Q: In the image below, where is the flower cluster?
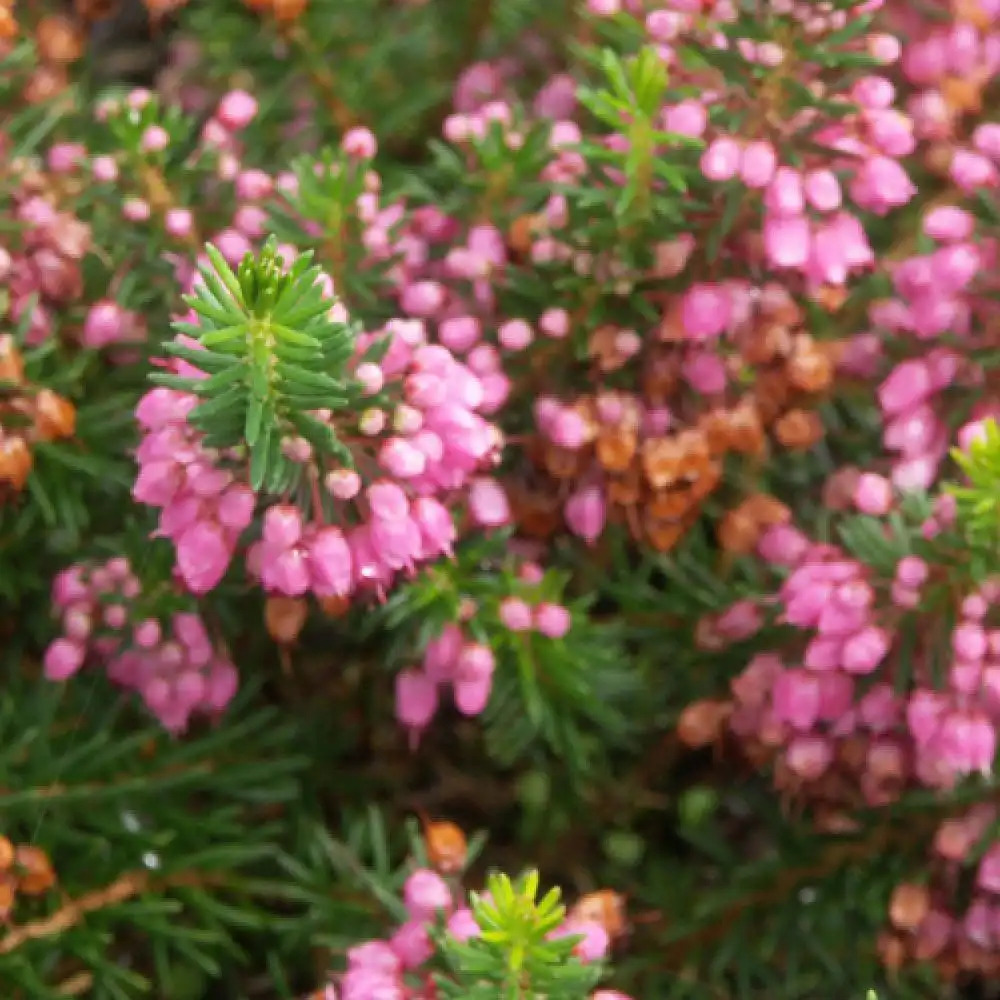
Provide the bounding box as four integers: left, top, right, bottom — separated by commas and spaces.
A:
133, 310, 504, 603
394, 571, 576, 745
2, 175, 90, 346
44, 557, 238, 732
325, 866, 620, 1000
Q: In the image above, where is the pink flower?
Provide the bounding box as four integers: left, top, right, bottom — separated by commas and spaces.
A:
395, 669, 438, 734
739, 141, 777, 188
176, 522, 231, 594
763, 215, 810, 268
853, 473, 893, 515
565, 487, 606, 544
454, 676, 493, 715
680, 284, 731, 340
468, 478, 511, 527
878, 360, 932, 416
403, 869, 452, 920
342, 126, 377, 159
499, 597, 533, 631
446, 908, 481, 942
772, 669, 820, 731
840, 626, 891, 674
44, 638, 86, 680
216, 89, 258, 131
308, 528, 353, 597
700, 137, 741, 181
535, 602, 571, 638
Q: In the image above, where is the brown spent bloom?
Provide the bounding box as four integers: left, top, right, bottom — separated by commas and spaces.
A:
0, 336, 24, 384
889, 883, 930, 932
266, 596, 309, 644
423, 819, 467, 875
35, 16, 84, 65
271, 0, 309, 20
0, 836, 14, 872
570, 890, 627, 941
0, 435, 32, 492
677, 700, 731, 748
23, 66, 68, 104
14, 844, 57, 895
0, 5, 16, 42
786, 338, 834, 393
33, 389, 77, 441
773, 408, 823, 449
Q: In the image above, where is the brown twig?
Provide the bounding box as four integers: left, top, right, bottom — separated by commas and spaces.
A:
0, 868, 226, 955
0, 870, 149, 954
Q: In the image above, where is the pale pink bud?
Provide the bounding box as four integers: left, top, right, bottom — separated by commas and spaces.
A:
217, 90, 258, 131
395, 669, 438, 733
468, 478, 511, 527
854, 473, 892, 515
700, 137, 741, 181
342, 126, 377, 159
565, 486, 606, 544
403, 869, 452, 920
535, 602, 571, 638
739, 141, 777, 188
44, 638, 86, 680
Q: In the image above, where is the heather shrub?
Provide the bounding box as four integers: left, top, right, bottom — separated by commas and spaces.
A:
4, 0, 1000, 997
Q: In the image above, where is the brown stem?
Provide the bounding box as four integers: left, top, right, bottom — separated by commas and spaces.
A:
0, 869, 227, 955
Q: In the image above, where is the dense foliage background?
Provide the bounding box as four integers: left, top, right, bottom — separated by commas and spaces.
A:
5, 0, 1000, 997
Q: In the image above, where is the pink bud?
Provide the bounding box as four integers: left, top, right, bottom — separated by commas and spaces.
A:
395, 669, 438, 733
44, 638, 86, 680
263, 505, 303, 549
700, 137, 741, 182
468, 478, 511, 527
141, 126, 169, 153
217, 90, 258, 131
403, 868, 452, 920
342, 126, 377, 159
539, 308, 570, 339
176, 522, 231, 594
841, 626, 891, 674
535, 602, 571, 638
454, 675, 493, 715
565, 486, 606, 544
498, 319, 534, 351
853, 473, 893, 515
446, 908, 481, 942
739, 141, 777, 188
499, 597, 533, 631
680, 283, 731, 340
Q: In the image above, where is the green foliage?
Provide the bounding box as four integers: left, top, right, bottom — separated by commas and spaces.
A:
436, 870, 603, 1000
155, 239, 365, 491
949, 417, 1000, 548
